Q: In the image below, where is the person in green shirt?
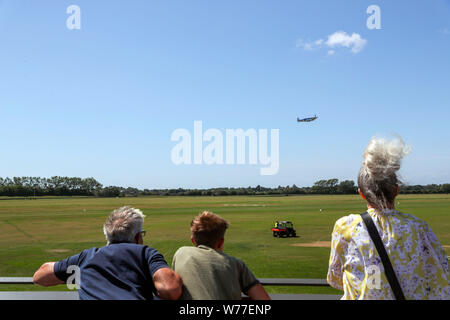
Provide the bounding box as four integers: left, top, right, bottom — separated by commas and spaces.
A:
172, 211, 270, 300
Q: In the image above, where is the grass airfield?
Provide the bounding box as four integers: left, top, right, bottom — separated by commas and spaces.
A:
0, 194, 449, 295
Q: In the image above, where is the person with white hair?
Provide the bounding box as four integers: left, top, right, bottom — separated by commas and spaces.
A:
327, 136, 450, 300
33, 206, 182, 300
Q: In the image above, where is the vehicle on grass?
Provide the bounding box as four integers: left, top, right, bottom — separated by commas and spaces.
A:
272, 221, 296, 237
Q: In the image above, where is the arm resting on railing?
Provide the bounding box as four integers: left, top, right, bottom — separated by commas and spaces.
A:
153, 267, 183, 300
33, 262, 64, 287
246, 283, 271, 300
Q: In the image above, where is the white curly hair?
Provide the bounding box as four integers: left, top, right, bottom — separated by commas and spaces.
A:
103, 206, 146, 244
358, 135, 411, 213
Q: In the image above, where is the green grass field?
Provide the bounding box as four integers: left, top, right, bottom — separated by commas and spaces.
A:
1, 194, 449, 295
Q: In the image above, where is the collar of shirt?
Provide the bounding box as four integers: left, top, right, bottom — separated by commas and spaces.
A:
367, 207, 398, 216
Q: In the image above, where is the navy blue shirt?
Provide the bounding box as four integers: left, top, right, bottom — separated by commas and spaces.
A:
54, 243, 169, 300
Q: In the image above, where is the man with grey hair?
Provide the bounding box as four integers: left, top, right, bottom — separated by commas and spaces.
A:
33, 206, 182, 300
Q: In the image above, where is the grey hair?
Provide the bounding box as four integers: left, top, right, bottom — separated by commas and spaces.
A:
358, 136, 411, 214
103, 206, 146, 244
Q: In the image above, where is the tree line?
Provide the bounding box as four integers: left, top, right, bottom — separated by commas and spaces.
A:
0, 176, 449, 197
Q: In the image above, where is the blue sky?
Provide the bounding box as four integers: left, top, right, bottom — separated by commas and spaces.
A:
0, 0, 449, 189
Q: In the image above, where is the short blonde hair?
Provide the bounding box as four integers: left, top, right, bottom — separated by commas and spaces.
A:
190, 211, 229, 248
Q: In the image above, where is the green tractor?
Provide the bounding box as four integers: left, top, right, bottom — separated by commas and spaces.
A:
272, 221, 296, 238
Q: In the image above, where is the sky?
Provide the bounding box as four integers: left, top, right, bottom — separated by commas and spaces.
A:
0, 0, 449, 189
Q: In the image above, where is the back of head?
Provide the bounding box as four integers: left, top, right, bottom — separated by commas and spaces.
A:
103, 206, 145, 244
190, 211, 229, 248
358, 136, 411, 213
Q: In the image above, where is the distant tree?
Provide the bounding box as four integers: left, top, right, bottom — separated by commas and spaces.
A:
312, 179, 339, 194
82, 177, 103, 195
97, 186, 122, 197
122, 187, 139, 197
441, 184, 450, 194
0, 176, 449, 197
327, 179, 339, 194
337, 180, 357, 194
312, 180, 328, 194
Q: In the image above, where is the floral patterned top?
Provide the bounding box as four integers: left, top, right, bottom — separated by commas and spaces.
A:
327, 208, 450, 300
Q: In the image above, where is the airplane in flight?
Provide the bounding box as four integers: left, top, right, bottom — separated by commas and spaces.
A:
297, 115, 318, 122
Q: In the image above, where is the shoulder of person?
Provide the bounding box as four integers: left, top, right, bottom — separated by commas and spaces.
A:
139, 244, 167, 260
173, 246, 196, 256
396, 211, 424, 223
79, 246, 100, 259
105, 243, 161, 259
220, 251, 247, 268
395, 211, 432, 230
105, 242, 144, 252
83, 246, 100, 253
333, 214, 362, 234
